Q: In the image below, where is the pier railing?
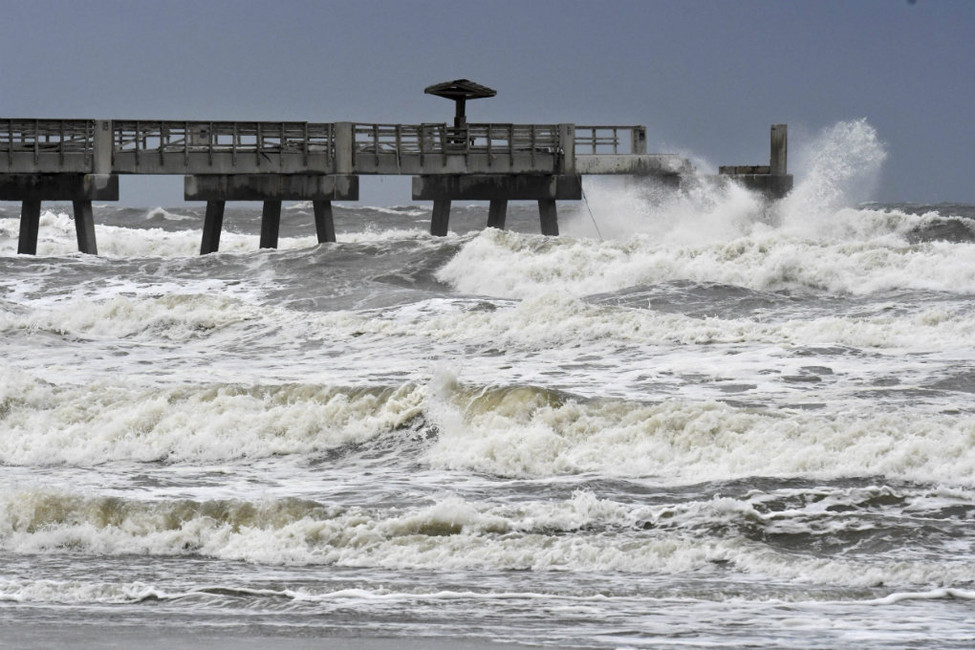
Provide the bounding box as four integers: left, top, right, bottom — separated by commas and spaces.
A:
1, 119, 660, 176
574, 126, 647, 155
352, 123, 562, 173
2, 119, 96, 172
110, 121, 336, 174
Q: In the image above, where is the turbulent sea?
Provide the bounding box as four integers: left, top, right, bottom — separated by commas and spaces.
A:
1, 122, 974, 648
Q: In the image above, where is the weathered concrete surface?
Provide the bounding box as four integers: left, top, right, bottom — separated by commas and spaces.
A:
538, 199, 559, 236
431, 200, 452, 237
0, 174, 119, 200
259, 200, 282, 249
487, 200, 507, 229
719, 165, 771, 175
313, 200, 336, 243
200, 201, 226, 255
770, 124, 788, 176
412, 174, 582, 200
184, 174, 358, 201
16, 200, 41, 255
718, 124, 793, 200
72, 200, 97, 254
575, 154, 689, 176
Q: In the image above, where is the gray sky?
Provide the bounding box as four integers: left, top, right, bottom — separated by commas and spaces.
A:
2, 0, 972, 207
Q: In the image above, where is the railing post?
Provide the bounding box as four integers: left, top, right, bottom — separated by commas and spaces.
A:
93, 120, 112, 173
334, 122, 353, 174
631, 126, 647, 154
770, 124, 788, 175
559, 124, 576, 174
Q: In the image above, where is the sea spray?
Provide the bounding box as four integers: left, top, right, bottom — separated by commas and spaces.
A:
562, 119, 888, 245
778, 118, 888, 226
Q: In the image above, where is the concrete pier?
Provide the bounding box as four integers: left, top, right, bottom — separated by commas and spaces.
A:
718, 124, 794, 199
1, 87, 790, 254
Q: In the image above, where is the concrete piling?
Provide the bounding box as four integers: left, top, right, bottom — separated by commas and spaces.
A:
259, 200, 282, 249
17, 200, 41, 255
200, 201, 226, 255
487, 200, 507, 229
313, 200, 336, 243
538, 200, 559, 236
431, 200, 452, 236
72, 200, 97, 255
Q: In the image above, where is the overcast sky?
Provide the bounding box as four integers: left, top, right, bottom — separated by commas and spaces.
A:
2, 0, 972, 206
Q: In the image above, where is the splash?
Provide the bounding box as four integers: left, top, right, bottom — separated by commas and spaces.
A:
777, 118, 888, 228
564, 119, 889, 244
564, 174, 768, 244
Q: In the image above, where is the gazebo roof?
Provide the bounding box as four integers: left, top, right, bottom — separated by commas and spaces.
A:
424, 79, 497, 100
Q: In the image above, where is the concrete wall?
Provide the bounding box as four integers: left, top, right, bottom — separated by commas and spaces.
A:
184, 174, 359, 201
0, 174, 119, 200
412, 174, 582, 200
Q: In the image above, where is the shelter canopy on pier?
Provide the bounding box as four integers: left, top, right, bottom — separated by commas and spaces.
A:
424, 79, 496, 100
424, 79, 496, 128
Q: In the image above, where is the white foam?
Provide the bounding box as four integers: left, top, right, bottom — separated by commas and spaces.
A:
0, 371, 425, 465
145, 206, 195, 222
438, 213, 975, 299
422, 379, 975, 485
353, 293, 975, 354
2, 488, 973, 589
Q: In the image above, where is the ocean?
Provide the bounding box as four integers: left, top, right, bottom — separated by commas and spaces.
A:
1, 121, 974, 648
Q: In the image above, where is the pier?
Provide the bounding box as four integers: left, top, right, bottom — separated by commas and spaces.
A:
1, 80, 792, 255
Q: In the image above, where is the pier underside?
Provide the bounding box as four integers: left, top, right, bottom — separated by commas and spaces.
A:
0, 174, 119, 255
183, 175, 360, 254
412, 174, 582, 236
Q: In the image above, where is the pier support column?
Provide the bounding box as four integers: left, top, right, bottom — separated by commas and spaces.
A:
431, 199, 451, 237
3, 174, 118, 255
413, 175, 580, 237
313, 200, 336, 243
487, 200, 507, 230
538, 200, 559, 237
259, 200, 282, 249
200, 200, 225, 255
186, 175, 358, 251
72, 200, 97, 255
17, 200, 41, 255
